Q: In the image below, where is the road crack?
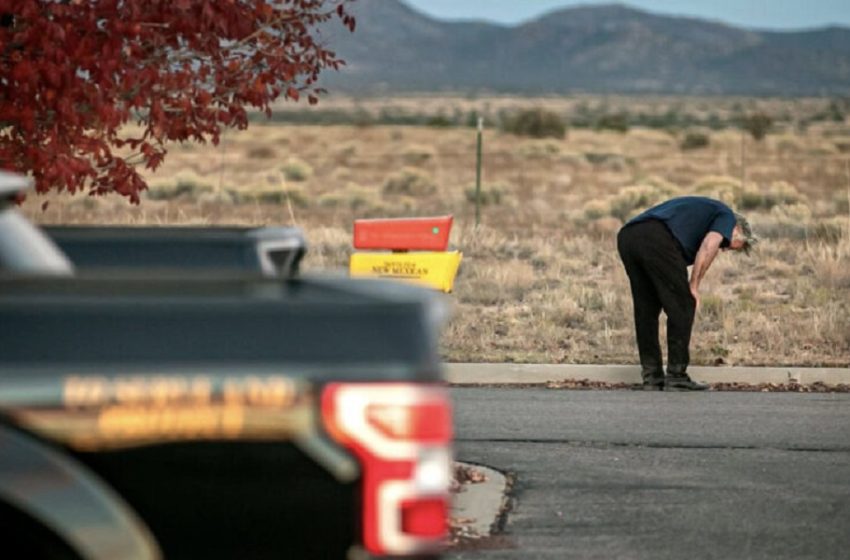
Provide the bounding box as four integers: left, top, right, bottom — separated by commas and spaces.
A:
455, 438, 850, 453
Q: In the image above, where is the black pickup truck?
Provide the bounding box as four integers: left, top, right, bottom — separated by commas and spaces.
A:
0, 173, 453, 560
44, 225, 307, 278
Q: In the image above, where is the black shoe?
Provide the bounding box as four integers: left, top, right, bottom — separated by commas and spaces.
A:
631, 375, 665, 391
664, 374, 709, 391
631, 381, 664, 391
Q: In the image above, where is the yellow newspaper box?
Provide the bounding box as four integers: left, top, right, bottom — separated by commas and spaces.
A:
349, 250, 462, 293
349, 216, 462, 293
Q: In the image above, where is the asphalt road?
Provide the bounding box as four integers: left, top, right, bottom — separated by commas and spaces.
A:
447, 388, 850, 560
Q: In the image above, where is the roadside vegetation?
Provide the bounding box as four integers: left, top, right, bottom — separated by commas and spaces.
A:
25, 95, 850, 367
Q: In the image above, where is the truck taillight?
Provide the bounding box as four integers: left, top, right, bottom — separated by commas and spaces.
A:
366, 402, 452, 442
321, 383, 453, 556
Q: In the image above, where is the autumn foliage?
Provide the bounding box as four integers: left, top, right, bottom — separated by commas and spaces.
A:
0, 0, 355, 203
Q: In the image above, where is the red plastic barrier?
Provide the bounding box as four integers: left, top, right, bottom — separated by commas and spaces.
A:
353, 216, 453, 251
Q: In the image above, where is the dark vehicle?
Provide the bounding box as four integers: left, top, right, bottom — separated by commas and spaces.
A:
0, 174, 73, 276
45, 226, 306, 277
0, 173, 453, 559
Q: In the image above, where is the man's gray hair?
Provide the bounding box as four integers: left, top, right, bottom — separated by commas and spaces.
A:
734, 213, 758, 255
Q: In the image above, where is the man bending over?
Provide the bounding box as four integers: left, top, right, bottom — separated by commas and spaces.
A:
617, 196, 757, 391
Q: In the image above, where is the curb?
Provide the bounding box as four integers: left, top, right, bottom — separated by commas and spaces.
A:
451, 462, 508, 539
445, 363, 850, 386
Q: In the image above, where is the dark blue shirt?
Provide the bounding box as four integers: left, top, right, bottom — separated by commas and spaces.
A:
626, 197, 736, 265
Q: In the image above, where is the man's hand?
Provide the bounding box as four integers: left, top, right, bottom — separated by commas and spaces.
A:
690, 284, 701, 311
689, 231, 723, 313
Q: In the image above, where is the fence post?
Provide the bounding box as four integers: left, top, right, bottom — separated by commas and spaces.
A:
740, 128, 746, 191
475, 116, 483, 228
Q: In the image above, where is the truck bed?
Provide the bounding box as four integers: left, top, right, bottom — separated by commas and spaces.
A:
44, 225, 307, 277
0, 274, 444, 378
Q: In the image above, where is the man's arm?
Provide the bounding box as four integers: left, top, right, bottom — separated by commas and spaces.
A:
689, 231, 724, 309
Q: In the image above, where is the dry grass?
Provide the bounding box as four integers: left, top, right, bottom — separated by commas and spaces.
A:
24, 96, 850, 367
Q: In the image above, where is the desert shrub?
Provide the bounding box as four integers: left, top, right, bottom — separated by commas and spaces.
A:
577, 287, 606, 312
558, 152, 587, 166
700, 294, 726, 326
347, 184, 383, 210
197, 189, 237, 205
281, 157, 313, 181
771, 202, 812, 223
382, 168, 437, 197
741, 112, 773, 141
629, 128, 677, 147
583, 152, 608, 165
736, 187, 765, 210
608, 185, 666, 222
737, 181, 804, 211
401, 144, 437, 166
318, 183, 381, 211
316, 192, 345, 208
833, 190, 850, 214
587, 216, 623, 236
146, 171, 214, 200
619, 109, 682, 130
583, 199, 609, 220
245, 145, 277, 159
809, 219, 846, 244
693, 177, 801, 211
603, 178, 680, 221
584, 152, 630, 170
351, 108, 375, 128
554, 297, 585, 328
807, 143, 840, 156
595, 113, 629, 133
640, 175, 681, 197
517, 140, 561, 159
231, 185, 309, 207
501, 108, 566, 139
281, 160, 312, 182
464, 183, 506, 206
426, 114, 453, 128
332, 142, 358, 163
756, 202, 813, 239
774, 136, 803, 153
691, 175, 742, 206
262, 189, 309, 207
827, 100, 846, 122
680, 131, 710, 150
834, 140, 850, 153
763, 181, 804, 208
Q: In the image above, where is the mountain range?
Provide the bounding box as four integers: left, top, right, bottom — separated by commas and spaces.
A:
318, 0, 850, 95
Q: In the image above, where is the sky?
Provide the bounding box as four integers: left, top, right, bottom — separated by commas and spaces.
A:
402, 0, 850, 31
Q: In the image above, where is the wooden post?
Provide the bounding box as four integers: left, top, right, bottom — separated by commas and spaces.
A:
475, 116, 483, 228
740, 128, 746, 191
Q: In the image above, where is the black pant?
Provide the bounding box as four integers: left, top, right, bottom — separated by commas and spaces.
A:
617, 220, 695, 378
